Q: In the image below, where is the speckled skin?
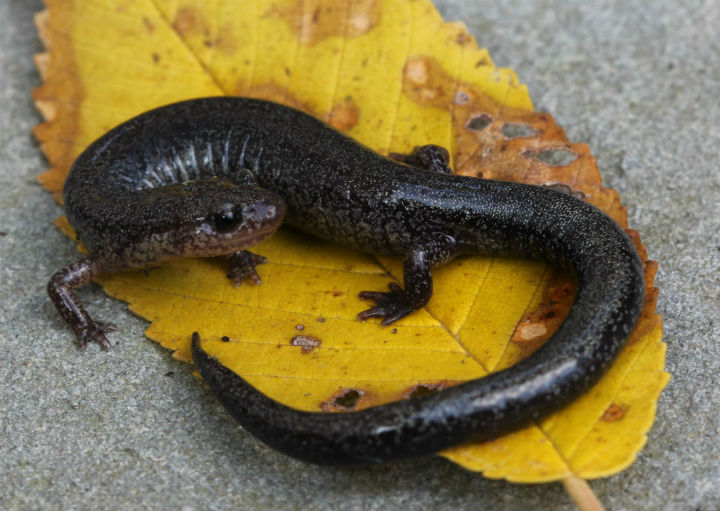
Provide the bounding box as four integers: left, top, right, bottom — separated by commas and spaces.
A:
53, 97, 645, 464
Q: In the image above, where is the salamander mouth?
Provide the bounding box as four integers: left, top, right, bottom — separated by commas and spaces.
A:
234, 223, 280, 249
163, 219, 286, 263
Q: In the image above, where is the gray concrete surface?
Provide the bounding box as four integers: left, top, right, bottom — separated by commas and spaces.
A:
1, 0, 718, 509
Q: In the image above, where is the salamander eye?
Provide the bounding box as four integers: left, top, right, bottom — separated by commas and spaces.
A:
211, 203, 242, 232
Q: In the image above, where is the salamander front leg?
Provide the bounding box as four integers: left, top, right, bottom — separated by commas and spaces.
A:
227, 250, 268, 286
47, 257, 116, 350
358, 232, 459, 325
389, 144, 452, 174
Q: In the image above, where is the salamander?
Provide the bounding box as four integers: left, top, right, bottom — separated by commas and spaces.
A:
50, 97, 645, 465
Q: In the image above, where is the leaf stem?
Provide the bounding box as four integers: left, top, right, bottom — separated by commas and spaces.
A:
562, 476, 605, 511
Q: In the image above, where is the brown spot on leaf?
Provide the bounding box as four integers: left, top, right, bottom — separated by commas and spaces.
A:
291, 334, 322, 353
455, 32, 472, 46
348, 6, 379, 37
403, 58, 446, 103
510, 270, 577, 360
237, 82, 315, 114
513, 321, 548, 342
142, 17, 155, 33
268, 0, 380, 46
453, 90, 470, 105
601, 403, 628, 422
213, 24, 239, 55
172, 6, 208, 38
321, 387, 367, 411
328, 97, 359, 131
405, 58, 429, 85
549, 282, 575, 303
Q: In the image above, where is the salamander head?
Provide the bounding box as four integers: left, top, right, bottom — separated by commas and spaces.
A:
183, 182, 286, 259
108, 180, 286, 268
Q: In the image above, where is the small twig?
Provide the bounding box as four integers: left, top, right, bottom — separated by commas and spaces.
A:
562, 476, 605, 511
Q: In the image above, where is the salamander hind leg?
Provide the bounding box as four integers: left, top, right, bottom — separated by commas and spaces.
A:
389, 144, 452, 174
357, 232, 459, 325
47, 257, 116, 350
358, 282, 413, 325
227, 250, 268, 286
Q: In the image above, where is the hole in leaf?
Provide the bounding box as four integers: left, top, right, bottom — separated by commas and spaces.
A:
500, 123, 539, 139
523, 149, 577, 167
406, 383, 445, 399
333, 389, 363, 409
465, 114, 492, 132
541, 182, 586, 199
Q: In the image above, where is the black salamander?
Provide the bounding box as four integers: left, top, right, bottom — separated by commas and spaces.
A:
50, 97, 645, 465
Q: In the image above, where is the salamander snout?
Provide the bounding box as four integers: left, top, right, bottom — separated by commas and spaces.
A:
243, 198, 285, 226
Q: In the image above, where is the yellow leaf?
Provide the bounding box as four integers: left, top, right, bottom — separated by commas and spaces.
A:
35, 0, 668, 483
